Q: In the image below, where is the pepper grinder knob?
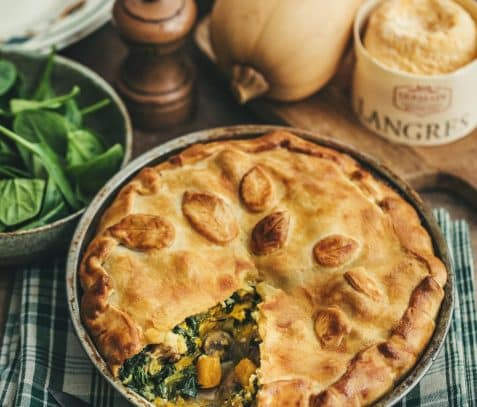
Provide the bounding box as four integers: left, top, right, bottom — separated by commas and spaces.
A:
113, 0, 197, 130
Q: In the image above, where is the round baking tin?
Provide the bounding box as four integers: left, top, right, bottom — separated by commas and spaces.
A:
66, 125, 454, 406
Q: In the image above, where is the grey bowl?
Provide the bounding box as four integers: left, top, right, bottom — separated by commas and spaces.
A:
0, 50, 132, 267
66, 125, 453, 407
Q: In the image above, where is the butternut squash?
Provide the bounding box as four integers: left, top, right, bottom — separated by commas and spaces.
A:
234, 358, 257, 387
196, 354, 222, 388
210, 0, 363, 103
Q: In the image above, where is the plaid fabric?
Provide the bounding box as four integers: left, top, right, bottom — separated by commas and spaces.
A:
0, 208, 476, 406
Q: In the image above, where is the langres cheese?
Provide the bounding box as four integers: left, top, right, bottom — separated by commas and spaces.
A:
364, 0, 477, 75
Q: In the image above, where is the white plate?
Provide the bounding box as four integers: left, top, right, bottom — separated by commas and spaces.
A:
0, 0, 113, 53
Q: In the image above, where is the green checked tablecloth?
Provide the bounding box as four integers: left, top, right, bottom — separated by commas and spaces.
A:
1, 209, 477, 406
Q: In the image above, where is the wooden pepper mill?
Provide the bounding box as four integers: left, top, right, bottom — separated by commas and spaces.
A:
113, 0, 197, 130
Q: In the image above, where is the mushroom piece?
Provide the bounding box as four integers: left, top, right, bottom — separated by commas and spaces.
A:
202, 330, 234, 360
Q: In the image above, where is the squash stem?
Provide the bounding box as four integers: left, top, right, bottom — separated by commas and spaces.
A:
230, 65, 269, 104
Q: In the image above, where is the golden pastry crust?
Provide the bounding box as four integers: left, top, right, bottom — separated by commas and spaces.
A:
79, 131, 447, 404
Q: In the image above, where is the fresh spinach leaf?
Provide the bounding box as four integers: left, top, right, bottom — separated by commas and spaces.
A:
13, 128, 47, 177
0, 124, 80, 209
0, 165, 31, 178
0, 60, 17, 96
64, 98, 82, 128
33, 50, 55, 100
80, 98, 110, 116
18, 178, 68, 230
68, 143, 123, 196
0, 139, 17, 165
38, 50, 81, 129
23, 155, 47, 179
66, 129, 104, 166
74, 183, 90, 206
14, 110, 68, 176
0, 178, 45, 226
17, 200, 66, 231
42, 177, 66, 212
14, 110, 69, 156
64, 98, 111, 129
37, 177, 66, 218
10, 86, 79, 114
0, 107, 11, 118
15, 71, 30, 99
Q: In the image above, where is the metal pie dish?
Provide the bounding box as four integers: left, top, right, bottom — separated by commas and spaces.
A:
66, 125, 454, 407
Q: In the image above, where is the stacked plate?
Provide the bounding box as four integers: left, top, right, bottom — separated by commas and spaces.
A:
0, 0, 113, 53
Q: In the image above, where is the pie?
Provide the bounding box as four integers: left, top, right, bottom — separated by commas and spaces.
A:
79, 131, 447, 406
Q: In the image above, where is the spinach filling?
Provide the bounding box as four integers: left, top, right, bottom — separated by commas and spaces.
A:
119, 287, 261, 406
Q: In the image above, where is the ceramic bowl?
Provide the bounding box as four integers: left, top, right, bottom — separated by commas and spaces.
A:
66, 125, 453, 407
352, 0, 477, 145
0, 50, 132, 267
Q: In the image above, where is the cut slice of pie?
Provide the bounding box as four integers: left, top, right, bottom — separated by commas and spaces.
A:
79, 131, 447, 406
118, 287, 261, 406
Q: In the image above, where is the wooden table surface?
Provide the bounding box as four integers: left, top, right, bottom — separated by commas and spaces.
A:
1, 22, 476, 345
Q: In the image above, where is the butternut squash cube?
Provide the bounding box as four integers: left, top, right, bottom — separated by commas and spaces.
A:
196, 354, 222, 388
234, 358, 257, 387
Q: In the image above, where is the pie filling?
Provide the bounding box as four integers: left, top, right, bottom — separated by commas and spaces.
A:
119, 287, 261, 406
